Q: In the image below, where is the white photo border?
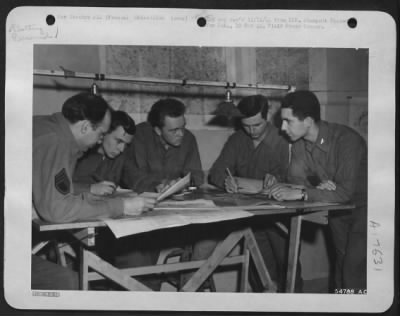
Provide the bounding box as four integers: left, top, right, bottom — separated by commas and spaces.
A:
4, 7, 396, 312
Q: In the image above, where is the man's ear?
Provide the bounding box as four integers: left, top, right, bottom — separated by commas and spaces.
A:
80, 120, 91, 134
304, 116, 314, 128
154, 126, 162, 136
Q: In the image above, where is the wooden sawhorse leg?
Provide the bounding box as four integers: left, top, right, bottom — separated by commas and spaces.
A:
77, 227, 277, 292
181, 227, 277, 293
75, 227, 151, 291
79, 248, 152, 291
285, 214, 302, 293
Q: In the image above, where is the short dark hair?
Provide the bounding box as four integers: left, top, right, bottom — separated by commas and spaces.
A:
281, 90, 321, 122
237, 95, 269, 119
109, 110, 136, 135
147, 98, 186, 128
62, 92, 111, 125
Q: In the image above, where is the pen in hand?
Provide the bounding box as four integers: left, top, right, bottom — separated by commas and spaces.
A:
225, 168, 239, 193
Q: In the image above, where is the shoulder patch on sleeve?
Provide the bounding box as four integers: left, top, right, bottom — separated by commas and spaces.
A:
55, 168, 70, 195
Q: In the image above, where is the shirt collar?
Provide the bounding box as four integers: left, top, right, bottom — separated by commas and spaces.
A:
238, 122, 275, 148
152, 128, 170, 151
312, 120, 330, 153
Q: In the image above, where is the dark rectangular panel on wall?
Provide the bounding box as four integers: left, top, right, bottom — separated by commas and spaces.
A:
256, 47, 309, 91
104, 46, 228, 116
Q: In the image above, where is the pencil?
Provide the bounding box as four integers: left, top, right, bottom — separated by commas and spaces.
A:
225, 167, 234, 181
226, 167, 240, 192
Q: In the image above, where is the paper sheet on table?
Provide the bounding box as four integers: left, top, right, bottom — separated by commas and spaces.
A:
235, 177, 263, 194
103, 199, 252, 238
155, 199, 219, 210
157, 173, 191, 202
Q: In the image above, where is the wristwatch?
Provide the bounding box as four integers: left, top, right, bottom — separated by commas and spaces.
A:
300, 188, 307, 201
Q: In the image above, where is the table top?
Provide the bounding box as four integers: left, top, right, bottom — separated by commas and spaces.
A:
33, 188, 354, 232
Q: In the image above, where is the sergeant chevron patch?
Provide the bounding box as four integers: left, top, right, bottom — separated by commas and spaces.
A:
55, 168, 70, 195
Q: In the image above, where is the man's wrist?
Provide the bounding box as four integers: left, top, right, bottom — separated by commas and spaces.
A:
299, 188, 308, 201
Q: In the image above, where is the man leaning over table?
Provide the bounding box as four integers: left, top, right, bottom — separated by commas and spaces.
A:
72, 108, 161, 289
32, 92, 156, 290
73, 110, 136, 195
113, 98, 204, 290
268, 90, 367, 292
208, 94, 288, 193
194, 94, 301, 292
124, 98, 203, 193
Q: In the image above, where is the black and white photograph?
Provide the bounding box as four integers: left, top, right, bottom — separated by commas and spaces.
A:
4, 7, 396, 313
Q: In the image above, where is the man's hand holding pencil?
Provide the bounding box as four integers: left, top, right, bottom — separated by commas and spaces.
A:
225, 168, 239, 193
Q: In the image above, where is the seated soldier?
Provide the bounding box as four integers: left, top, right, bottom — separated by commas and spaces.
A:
191, 95, 301, 292
124, 98, 203, 192
209, 94, 288, 191
115, 98, 204, 290
73, 110, 136, 195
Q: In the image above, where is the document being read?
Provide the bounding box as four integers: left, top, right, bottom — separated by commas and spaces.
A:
103, 199, 253, 238
157, 172, 191, 201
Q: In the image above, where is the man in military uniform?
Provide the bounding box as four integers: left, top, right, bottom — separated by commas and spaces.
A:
73, 110, 136, 195
33, 92, 155, 223
124, 98, 203, 192
194, 95, 296, 292
32, 92, 155, 290
270, 90, 367, 292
